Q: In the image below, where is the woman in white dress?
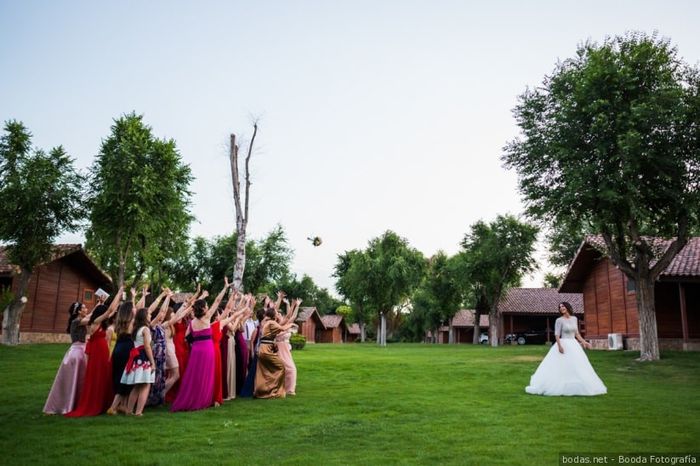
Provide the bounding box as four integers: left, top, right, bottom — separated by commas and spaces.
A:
525, 302, 607, 396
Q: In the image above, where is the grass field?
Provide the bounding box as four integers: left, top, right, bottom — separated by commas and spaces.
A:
0, 343, 698, 465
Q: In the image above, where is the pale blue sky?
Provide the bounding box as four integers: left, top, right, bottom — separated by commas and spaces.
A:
1, 1, 699, 293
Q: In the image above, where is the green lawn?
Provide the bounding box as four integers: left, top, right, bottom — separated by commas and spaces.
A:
0, 343, 698, 465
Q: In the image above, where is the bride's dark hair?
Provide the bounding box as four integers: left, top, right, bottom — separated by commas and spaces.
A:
559, 301, 573, 315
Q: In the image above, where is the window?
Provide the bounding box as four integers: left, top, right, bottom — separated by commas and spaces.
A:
626, 279, 636, 293
83, 289, 95, 303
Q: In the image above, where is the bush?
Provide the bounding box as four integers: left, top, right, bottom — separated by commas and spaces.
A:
290, 333, 306, 350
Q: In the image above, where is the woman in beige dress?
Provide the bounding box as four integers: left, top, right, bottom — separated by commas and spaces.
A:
253, 306, 296, 399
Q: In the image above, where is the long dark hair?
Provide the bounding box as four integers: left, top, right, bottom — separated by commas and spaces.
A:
132, 308, 149, 339
559, 301, 573, 316
66, 302, 82, 333
193, 299, 207, 319
89, 304, 109, 330
115, 302, 134, 336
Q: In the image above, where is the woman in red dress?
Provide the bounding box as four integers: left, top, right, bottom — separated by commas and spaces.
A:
207, 279, 233, 406
66, 288, 123, 417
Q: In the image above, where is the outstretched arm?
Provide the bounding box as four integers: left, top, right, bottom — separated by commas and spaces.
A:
210, 277, 231, 317
93, 286, 125, 327
151, 289, 172, 327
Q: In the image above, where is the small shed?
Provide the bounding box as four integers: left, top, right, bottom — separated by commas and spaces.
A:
0, 244, 112, 343
499, 288, 584, 344
560, 236, 700, 351
295, 306, 325, 343
347, 323, 361, 342
318, 314, 348, 343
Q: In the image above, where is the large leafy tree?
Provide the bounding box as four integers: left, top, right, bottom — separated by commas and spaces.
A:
164, 225, 293, 294
333, 249, 373, 342
86, 113, 193, 288
460, 215, 538, 347
0, 121, 84, 345
503, 33, 700, 360
414, 251, 464, 343
335, 231, 425, 347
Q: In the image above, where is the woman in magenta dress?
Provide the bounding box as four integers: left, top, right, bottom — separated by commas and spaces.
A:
171, 298, 217, 412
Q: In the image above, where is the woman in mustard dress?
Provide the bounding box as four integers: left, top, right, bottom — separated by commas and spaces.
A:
253, 306, 297, 399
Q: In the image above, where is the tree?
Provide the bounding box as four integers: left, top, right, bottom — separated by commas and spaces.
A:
164, 225, 293, 294
86, 113, 193, 288
543, 272, 563, 289
0, 121, 84, 345
503, 32, 700, 360
335, 231, 425, 347
413, 252, 464, 343
333, 249, 372, 342
460, 215, 538, 347
229, 123, 258, 292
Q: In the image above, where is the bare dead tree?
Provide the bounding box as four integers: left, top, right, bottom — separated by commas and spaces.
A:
229, 122, 258, 292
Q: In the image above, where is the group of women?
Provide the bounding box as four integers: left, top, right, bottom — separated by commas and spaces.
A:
43, 279, 302, 416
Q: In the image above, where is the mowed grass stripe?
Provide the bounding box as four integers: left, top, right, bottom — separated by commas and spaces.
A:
0, 343, 698, 465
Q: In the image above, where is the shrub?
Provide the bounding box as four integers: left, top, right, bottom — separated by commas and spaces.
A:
290, 333, 306, 350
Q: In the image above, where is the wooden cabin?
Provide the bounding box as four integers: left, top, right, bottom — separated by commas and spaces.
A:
318, 314, 348, 343
0, 244, 112, 343
347, 323, 361, 342
560, 236, 700, 351
499, 288, 583, 344
426, 310, 489, 343
295, 307, 325, 343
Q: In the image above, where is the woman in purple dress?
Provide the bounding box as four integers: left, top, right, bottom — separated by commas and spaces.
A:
171, 296, 216, 412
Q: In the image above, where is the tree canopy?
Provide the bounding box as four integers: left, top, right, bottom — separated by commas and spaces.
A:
460, 215, 538, 346
86, 112, 193, 288
0, 121, 84, 344
503, 32, 700, 360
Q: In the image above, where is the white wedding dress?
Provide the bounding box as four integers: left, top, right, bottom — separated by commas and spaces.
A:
525, 316, 607, 396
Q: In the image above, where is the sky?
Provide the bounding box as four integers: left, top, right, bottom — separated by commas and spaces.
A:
1, 0, 699, 294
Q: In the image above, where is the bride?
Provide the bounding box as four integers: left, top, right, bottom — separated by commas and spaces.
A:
525, 302, 607, 396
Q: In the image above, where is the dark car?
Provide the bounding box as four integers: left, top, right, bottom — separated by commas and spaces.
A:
504, 330, 549, 345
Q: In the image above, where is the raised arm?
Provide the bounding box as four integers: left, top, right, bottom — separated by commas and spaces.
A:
93, 286, 124, 327
210, 277, 231, 316
151, 290, 172, 327
273, 290, 285, 311
135, 284, 150, 309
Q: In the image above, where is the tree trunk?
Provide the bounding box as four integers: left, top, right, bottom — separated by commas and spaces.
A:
380, 312, 387, 347
118, 257, 125, 290
636, 275, 660, 361
232, 218, 247, 292
489, 307, 501, 348
1, 270, 31, 345
473, 309, 481, 344
448, 319, 454, 344
360, 322, 365, 343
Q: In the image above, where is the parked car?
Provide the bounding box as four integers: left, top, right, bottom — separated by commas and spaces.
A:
479, 332, 489, 344
505, 330, 548, 345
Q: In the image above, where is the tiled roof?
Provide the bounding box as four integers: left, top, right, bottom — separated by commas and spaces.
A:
170, 292, 193, 304
347, 323, 361, 334
1, 244, 83, 275
451, 309, 490, 327
585, 235, 700, 277
499, 288, 583, 315
320, 314, 344, 329
296, 307, 317, 322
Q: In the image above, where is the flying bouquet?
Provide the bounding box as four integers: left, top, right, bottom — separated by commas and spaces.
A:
307, 236, 322, 247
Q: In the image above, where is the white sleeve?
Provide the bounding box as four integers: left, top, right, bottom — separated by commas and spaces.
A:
555, 318, 562, 338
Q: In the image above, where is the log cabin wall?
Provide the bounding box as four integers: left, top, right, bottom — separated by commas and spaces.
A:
16, 258, 99, 334
299, 320, 316, 343
582, 257, 699, 340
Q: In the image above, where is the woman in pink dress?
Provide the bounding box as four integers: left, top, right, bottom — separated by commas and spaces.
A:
171, 295, 217, 412
276, 297, 302, 395
43, 302, 91, 414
